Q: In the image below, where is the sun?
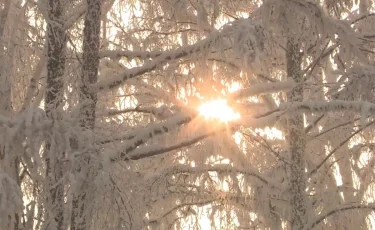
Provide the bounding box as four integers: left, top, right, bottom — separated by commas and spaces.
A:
198, 99, 240, 122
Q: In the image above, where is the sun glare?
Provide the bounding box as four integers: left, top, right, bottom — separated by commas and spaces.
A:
198, 99, 240, 122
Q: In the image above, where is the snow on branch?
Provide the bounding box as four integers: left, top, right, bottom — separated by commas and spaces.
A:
147, 199, 217, 227
229, 79, 295, 100
64, 2, 86, 29
105, 112, 197, 160
98, 108, 197, 144
99, 49, 164, 60
114, 111, 282, 161
125, 128, 225, 161
280, 100, 375, 116
237, 111, 283, 128
304, 203, 375, 230
96, 107, 152, 117
283, 0, 362, 56
279, 100, 375, 129
92, 18, 254, 91
122, 112, 193, 150
146, 164, 276, 189
174, 164, 273, 186
97, 105, 175, 121
309, 120, 374, 176
92, 37, 217, 91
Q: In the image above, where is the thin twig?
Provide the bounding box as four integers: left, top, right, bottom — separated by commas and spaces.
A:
310, 120, 375, 176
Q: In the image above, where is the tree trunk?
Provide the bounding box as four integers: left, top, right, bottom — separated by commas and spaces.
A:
79, 0, 101, 130
0, 0, 12, 114
45, 0, 67, 229
0, 1, 22, 229
71, 0, 101, 229
286, 38, 307, 230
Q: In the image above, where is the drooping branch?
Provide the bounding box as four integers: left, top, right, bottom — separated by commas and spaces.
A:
162, 164, 274, 186
305, 203, 375, 230
123, 127, 227, 161
147, 199, 217, 226
309, 120, 375, 176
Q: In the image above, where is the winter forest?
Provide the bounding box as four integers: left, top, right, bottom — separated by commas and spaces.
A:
2, 0, 375, 229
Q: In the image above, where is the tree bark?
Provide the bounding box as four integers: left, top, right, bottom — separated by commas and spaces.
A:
79, 0, 101, 130
286, 38, 307, 230
71, 0, 101, 229
0, 1, 22, 229
45, 0, 67, 229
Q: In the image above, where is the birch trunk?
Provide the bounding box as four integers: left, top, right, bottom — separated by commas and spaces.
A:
71, 0, 101, 229
286, 38, 307, 230
45, 0, 67, 229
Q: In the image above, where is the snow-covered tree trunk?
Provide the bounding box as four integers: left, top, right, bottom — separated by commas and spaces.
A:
0, 1, 22, 229
71, 0, 101, 229
0, 0, 12, 115
79, 0, 101, 130
286, 38, 307, 230
45, 0, 67, 229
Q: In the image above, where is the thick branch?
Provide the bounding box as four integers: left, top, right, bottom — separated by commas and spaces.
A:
123, 128, 226, 161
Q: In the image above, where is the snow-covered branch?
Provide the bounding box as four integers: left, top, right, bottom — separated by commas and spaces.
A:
125, 128, 225, 161
92, 18, 255, 91
104, 112, 196, 159
65, 2, 86, 29
161, 164, 273, 186
98, 109, 197, 144
96, 105, 175, 120
147, 199, 217, 227
237, 111, 283, 128
142, 164, 278, 208
92, 36, 217, 91
229, 79, 296, 100
112, 108, 280, 161
99, 49, 164, 60
280, 100, 375, 114
309, 120, 375, 176
305, 203, 375, 230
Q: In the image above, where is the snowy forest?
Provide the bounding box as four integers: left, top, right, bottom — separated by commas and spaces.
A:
1, 0, 375, 229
